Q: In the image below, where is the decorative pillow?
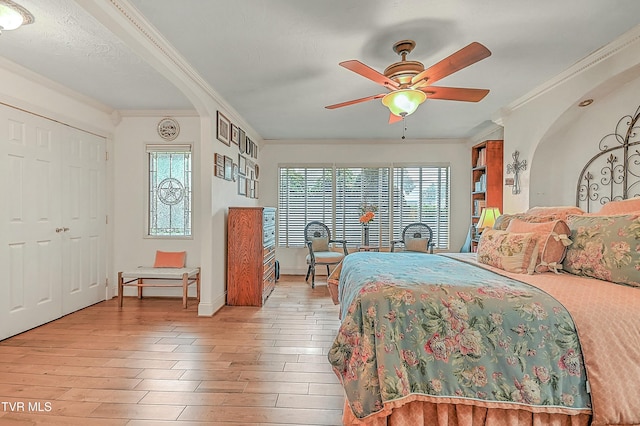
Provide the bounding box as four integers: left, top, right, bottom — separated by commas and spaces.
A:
311, 237, 329, 252
526, 206, 585, 221
493, 213, 556, 231
563, 214, 640, 287
405, 237, 429, 253
596, 197, 640, 215
476, 229, 539, 274
506, 219, 572, 273
153, 250, 186, 268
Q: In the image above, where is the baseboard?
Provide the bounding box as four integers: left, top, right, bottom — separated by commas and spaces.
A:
197, 292, 225, 317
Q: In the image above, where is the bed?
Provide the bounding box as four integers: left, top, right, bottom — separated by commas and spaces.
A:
327, 105, 640, 426
328, 251, 640, 425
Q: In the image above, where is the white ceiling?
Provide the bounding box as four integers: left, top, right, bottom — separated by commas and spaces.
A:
1, 0, 640, 140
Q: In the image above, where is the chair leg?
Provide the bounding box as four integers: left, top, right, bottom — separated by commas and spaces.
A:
118, 272, 124, 308
326, 265, 330, 275
305, 265, 311, 282
182, 272, 189, 309
311, 266, 315, 289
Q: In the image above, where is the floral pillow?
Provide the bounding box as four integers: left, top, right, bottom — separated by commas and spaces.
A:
506, 219, 572, 273
493, 213, 557, 231
525, 206, 585, 221
477, 229, 539, 274
563, 214, 640, 287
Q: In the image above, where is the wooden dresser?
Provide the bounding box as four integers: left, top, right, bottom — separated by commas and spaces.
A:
227, 207, 277, 306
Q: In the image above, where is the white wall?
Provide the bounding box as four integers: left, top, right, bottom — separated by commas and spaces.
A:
259, 138, 470, 275
529, 76, 640, 210
112, 114, 261, 313
112, 115, 201, 297
499, 27, 640, 213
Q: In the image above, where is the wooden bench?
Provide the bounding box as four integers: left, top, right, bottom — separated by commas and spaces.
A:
118, 267, 201, 308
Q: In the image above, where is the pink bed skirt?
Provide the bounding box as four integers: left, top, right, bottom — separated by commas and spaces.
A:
342, 400, 591, 426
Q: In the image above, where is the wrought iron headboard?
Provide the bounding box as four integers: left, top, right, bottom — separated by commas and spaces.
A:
576, 104, 640, 212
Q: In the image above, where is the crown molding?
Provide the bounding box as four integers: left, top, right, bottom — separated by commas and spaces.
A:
79, 0, 261, 141
118, 109, 199, 118
0, 56, 114, 114
502, 23, 640, 114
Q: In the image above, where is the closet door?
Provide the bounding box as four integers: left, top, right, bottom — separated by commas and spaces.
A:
0, 108, 63, 340
61, 129, 106, 314
0, 105, 107, 340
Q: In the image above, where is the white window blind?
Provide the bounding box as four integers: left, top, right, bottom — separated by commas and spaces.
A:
335, 167, 390, 247
393, 166, 450, 249
278, 167, 333, 247
277, 164, 449, 249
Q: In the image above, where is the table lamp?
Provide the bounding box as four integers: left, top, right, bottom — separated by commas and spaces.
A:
477, 207, 501, 233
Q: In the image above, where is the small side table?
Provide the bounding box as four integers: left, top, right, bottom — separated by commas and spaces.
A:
358, 245, 380, 252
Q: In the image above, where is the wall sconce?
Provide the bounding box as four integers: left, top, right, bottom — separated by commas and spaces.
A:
506, 150, 527, 195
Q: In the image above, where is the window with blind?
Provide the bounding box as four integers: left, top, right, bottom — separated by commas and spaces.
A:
278, 167, 333, 247
335, 167, 390, 247
392, 166, 450, 248
278, 164, 450, 250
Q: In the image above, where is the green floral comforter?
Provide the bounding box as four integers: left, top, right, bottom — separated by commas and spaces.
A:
328, 252, 590, 420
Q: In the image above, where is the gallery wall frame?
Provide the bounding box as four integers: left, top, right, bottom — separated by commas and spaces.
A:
224, 155, 233, 181
216, 111, 231, 145
231, 124, 239, 145
214, 153, 224, 179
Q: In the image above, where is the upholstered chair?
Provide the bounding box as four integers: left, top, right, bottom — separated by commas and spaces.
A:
304, 221, 348, 288
390, 222, 434, 254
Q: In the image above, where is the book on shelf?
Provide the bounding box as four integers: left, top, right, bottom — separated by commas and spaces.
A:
474, 174, 487, 192
476, 148, 486, 167
474, 199, 486, 217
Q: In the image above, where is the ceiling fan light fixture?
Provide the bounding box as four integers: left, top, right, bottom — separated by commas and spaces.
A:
0, 0, 34, 33
382, 89, 427, 117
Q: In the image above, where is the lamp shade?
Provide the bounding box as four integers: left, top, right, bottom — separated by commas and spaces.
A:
0, 1, 34, 32
477, 207, 501, 231
382, 89, 427, 117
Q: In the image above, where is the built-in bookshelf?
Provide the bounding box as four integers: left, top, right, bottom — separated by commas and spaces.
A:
471, 140, 504, 251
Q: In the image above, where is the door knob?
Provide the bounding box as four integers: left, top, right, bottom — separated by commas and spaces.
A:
55, 228, 63, 233
63, 227, 70, 232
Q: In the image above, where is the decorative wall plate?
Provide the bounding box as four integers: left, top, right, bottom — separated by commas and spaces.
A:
157, 117, 180, 141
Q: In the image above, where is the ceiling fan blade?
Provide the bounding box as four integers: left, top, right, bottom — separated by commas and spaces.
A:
421, 86, 490, 102
340, 60, 399, 90
325, 93, 386, 109
411, 42, 491, 86
388, 113, 403, 124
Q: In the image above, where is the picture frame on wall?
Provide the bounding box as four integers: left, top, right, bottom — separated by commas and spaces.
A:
238, 176, 247, 196
238, 154, 246, 175
217, 111, 231, 145
238, 128, 246, 153
231, 124, 239, 145
246, 137, 253, 157
224, 155, 233, 181
214, 153, 224, 179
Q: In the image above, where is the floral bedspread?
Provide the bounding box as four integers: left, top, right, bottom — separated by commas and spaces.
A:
328, 252, 591, 420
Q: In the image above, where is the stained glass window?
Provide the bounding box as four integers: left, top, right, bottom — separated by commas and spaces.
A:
147, 144, 192, 237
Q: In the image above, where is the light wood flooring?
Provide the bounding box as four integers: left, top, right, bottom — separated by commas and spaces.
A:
0, 275, 345, 425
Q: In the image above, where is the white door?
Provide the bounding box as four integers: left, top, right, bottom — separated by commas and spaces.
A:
61, 129, 106, 314
0, 109, 63, 339
0, 105, 106, 340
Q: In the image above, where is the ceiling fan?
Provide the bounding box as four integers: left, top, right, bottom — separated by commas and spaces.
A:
325, 40, 491, 124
